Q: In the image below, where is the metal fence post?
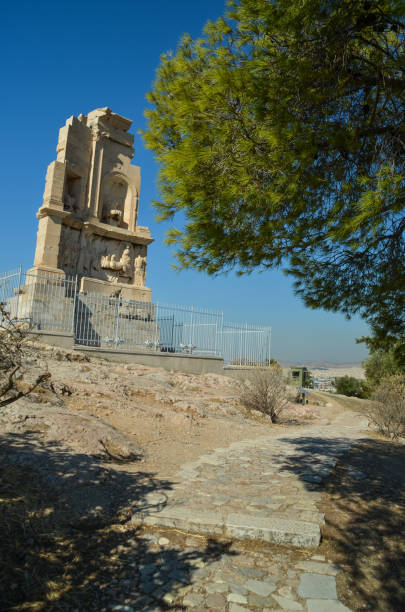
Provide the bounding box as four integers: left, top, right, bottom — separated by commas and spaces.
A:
220, 311, 224, 358
15, 264, 23, 319
71, 275, 78, 339
114, 295, 120, 349
155, 301, 159, 346
190, 304, 194, 346
268, 327, 272, 364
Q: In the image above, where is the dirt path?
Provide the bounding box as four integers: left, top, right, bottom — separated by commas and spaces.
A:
1, 344, 404, 611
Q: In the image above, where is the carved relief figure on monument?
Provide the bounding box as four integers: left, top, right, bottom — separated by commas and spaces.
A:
100, 242, 134, 284
134, 247, 147, 287
120, 244, 133, 279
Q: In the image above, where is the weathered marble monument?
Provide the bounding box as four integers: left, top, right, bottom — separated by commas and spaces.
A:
31, 107, 153, 301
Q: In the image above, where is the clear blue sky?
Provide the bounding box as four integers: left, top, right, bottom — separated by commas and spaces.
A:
0, 0, 369, 364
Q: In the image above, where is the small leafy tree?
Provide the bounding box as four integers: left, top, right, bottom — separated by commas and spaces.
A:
368, 373, 405, 439
363, 349, 401, 388
238, 367, 289, 422
334, 375, 370, 399
0, 303, 50, 408
362, 338, 405, 388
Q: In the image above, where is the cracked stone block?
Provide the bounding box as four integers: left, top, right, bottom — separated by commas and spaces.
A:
226, 514, 321, 547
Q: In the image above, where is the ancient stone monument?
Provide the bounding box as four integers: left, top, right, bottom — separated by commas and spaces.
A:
31, 107, 153, 301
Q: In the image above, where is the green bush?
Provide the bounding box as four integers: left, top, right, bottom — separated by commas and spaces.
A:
334, 375, 370, 399
368, 374, 405, 439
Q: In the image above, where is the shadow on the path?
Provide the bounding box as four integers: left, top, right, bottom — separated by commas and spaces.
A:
0, 432, 237, 611
274, 435, 405, 611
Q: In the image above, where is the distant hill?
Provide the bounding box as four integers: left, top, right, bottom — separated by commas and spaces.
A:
280, 361, 363, 369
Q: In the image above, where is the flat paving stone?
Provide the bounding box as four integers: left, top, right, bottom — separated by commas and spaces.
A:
248, 593, 273, 607
227, 592, 249, 604
272, 594, 304, 610
228, 582, 249, 594
297, 573, 337, 599
295, 561, 341, 575
244, 579, 277, 597
182, 593, 204, 607
205, 593, 227, 608
229, 605, 249, 612
205, 582, 228, 593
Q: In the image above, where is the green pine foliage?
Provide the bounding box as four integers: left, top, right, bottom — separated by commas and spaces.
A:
143, 0, 405, 341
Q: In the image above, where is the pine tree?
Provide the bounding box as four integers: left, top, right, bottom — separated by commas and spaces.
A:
143, 0, 405, 345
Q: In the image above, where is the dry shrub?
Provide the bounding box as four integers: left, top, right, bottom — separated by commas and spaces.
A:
238, 366, 289, 423
0, 303, 50, 408
368, 373, 405, 439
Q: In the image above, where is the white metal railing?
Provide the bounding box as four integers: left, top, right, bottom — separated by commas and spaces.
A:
1, 267, 271, 365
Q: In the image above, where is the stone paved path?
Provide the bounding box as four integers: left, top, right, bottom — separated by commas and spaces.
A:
115, 531, 352, 612
127, 410, 369, 611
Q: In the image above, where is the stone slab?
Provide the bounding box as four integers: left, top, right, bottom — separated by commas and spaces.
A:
272, 594, 304, 610
183, 593, 203, 607
227, 593, 248, 604
295, 561, 341, 575
297, 574, 337, 599
132, 508, 321, 547
226, 514, 321, 547
244, 579, 277, 597
132, 507, 225, 537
